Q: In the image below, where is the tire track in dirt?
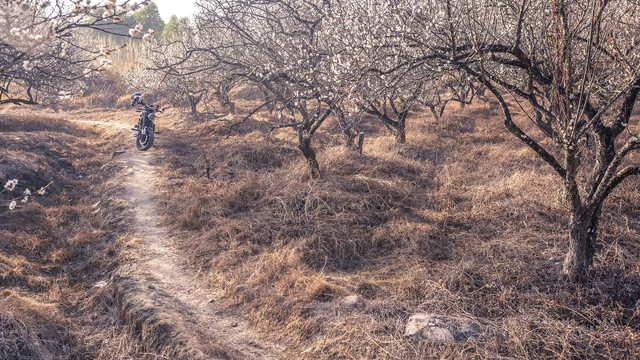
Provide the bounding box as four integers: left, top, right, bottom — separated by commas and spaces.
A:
78, 118, 284, 359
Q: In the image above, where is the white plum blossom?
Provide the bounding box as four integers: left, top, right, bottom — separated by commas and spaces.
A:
4, 179, 18, 192
23, 60, 34, 71
98, 57, 113, 68
3, 181, 51, 209
142, 29, 154, 42
129, 25, 143, 37
100, 44, 110, 56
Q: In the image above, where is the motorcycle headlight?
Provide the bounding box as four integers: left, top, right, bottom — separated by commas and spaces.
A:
149, 113, 156, 120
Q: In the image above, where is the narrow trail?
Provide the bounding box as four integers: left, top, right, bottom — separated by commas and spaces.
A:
78, 118, 284, 359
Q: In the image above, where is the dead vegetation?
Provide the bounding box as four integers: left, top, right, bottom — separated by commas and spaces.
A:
0, 108, 143, 359
1, 93, 639, 359
155, 98, 640, 359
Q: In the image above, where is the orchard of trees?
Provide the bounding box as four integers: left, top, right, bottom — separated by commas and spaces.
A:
4, 0, 640, 282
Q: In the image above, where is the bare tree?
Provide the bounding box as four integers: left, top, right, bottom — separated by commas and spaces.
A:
406, 0, 640, 280
183, 0, 349, 175
321, 1, 428, 144
132, 0, 639, 282
136, 18, 238, 118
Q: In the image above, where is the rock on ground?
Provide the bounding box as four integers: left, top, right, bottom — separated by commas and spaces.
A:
404, 313, 489, 343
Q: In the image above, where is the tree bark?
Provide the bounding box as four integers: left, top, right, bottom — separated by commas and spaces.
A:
561, 146, 601, 281
586, 207, 600, 266
367, 108, 407, 144
563, 209, 598, 282
298, 137, 320, 177
187, 93, 200, 115
335, 107, 360, 150
428, 105, 440, 121
395, 118, 406, 144
395, 127, 406, 143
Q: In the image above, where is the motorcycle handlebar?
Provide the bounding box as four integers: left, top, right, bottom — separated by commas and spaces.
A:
133, 105, 162, 112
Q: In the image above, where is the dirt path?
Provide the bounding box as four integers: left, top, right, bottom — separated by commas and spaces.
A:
78, 118, 284, 359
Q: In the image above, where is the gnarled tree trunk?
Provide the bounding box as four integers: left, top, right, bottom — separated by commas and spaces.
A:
187, 91, 204, 115
335, 107, 364, 153
297, 127, 320, 177
395, 119, 406, 143
361, 103, 408, 144
298, 138, 319, 177
563, 209, 598, 281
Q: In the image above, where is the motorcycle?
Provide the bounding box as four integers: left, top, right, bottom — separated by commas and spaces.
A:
130, 92, 161, 151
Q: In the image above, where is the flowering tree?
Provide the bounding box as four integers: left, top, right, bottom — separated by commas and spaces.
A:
402, 0, 640, 280
133, 0, 638, 281
0, 0, 148, 106
138, 19, 237, 117
321, 1, 456, 143
185, 0, 351, 175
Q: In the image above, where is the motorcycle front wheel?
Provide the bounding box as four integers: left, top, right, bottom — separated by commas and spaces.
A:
136, 128, 154, 151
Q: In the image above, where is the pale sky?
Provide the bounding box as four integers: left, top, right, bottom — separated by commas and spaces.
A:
152, 0, 197, 23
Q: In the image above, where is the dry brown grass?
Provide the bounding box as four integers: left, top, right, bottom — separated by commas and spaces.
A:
155, 99, 640, 359
2, 97, 638, 358
0, 108, 143, 359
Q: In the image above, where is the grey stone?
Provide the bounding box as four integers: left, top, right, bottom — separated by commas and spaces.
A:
341, 295, 361, 307
405, 313, 488, 343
